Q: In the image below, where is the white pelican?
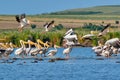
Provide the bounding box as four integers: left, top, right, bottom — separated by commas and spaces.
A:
43, 20, 54, 32
63, 28, 78, 46
15, 13, 30, 32
100, 45, 112, 57
111, 46, 118, 56
94, 47, 103, 56
3, 42, 15, 58
47, 45, 60, 57
25, 40, 37, 56
105, 38, 120, 47
63, 45, 72, 59
14, 40, 27, 57
92, 40, 104, 56
39, 42, 49, 57
98, 23, 111, 36
31, 40, 49, 57
82, 34, 95, 40
37, 39, 49, 48
30, 43, 42, 56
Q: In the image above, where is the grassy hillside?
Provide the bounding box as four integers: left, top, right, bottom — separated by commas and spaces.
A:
48, 5, 120, 15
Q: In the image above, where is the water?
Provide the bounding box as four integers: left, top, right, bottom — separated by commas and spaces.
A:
0, 47, 120, 80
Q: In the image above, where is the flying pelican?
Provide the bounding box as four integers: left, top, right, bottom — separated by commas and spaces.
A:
15, 13, 30, 32
43, 20, 55, 31
63, 28, 78, 46
98, 23, 111, 36
47, 44, 60, 57
63, 45, 72, 59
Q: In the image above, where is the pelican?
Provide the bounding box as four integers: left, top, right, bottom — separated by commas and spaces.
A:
63, 28, 78, 46
82, 31, 95, 40
63, 45, 72, 59
93, 47, 103, 56
0, 43, 9, 49
30, 40, 49, 57
43, 20, 54, 31
47, 45, 60, 57
105, 38, 120, 48
100, 44, 112, 57
14, 40, 27, 57
30, 43, 42, 56
39, 42, 49, 57
3, 42, 15, 58
98, 23, 111, 36
25, 40, 37, 56
92, 40, 104, 56
37, 39, 49, 48
111, 46, 119, 56
30, 39, 43, 56
15, 13, 30, 32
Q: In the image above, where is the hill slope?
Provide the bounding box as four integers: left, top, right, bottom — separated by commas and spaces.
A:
49, 5, 120, 15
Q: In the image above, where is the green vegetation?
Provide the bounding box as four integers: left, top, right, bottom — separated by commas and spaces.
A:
48, 5, 120, 15
0, 25, 120, 47
30, 14, 120, 20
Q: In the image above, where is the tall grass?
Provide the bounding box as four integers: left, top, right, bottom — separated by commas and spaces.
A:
0, 26, 120, 47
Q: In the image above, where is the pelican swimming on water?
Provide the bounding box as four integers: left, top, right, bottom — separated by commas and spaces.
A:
3, 42, 15, 58
0, 42, 16, 58
39, 41, 49, 57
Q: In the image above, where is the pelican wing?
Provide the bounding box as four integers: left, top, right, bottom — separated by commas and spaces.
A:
101, 24, 111, 32
15, 15, 20, 23
47, 20, 54, 28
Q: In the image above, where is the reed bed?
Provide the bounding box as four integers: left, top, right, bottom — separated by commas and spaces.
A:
0, 26, 120, 47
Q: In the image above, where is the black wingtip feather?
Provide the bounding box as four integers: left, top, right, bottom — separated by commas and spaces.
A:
15, 15, 20, 23
101, 23, 111, 32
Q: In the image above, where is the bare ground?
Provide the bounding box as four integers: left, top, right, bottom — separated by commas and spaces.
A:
0, 16, 119, 29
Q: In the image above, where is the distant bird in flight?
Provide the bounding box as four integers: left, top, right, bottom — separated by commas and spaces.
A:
43, 20, 54, 31
15, 13, 30, 32
98, 23, 111, 36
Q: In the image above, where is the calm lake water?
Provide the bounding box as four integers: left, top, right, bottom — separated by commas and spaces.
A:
0, 47, 120, 80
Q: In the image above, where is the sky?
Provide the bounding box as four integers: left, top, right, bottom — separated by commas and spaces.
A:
0, 0, 120, 15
